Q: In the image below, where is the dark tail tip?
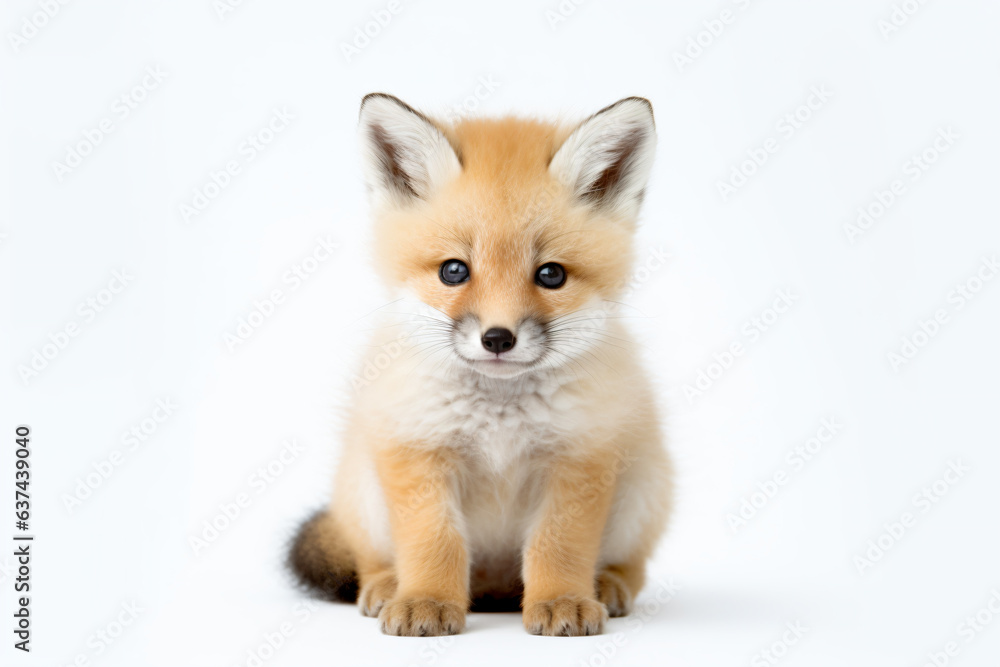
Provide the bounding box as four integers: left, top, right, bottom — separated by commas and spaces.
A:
287, 509, 359, 603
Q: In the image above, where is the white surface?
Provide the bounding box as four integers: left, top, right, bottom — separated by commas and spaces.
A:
1, 1, 999, 665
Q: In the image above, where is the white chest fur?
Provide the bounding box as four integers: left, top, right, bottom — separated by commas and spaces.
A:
381, 366, 582, 561
390, 365, 580, 472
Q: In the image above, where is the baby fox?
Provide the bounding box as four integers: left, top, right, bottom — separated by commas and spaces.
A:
289, 93, 672, 637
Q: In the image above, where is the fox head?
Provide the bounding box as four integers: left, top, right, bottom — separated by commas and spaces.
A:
359, 93, 656, 379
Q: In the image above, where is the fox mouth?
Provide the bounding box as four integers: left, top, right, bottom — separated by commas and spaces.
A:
446, 315, 551, 378
454, 352, 538, 378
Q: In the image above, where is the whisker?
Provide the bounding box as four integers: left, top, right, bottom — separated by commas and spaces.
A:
350, 297, 406, 325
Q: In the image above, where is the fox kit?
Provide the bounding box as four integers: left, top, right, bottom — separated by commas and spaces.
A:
289, 93, 672, 637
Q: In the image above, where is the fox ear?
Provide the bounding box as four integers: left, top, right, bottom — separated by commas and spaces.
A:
358, 93, 461, 207
549, 97, 656, 218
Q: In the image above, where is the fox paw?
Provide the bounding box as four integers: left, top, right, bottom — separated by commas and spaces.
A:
596, 570, 633, 617
359, 572, 397, 617
378, 597, 465, 636
523, 596, 608, 636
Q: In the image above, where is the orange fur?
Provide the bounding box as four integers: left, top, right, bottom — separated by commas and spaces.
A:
374, 117, 635, 328
289, 95, 673, 637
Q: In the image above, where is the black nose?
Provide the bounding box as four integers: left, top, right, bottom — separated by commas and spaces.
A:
481, 327, 516, 353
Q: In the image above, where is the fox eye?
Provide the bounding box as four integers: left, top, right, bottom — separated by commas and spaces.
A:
535, 263, 566, 289
439, 259, 470, 285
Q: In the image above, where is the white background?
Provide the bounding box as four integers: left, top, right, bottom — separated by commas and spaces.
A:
2, 0, 999, 665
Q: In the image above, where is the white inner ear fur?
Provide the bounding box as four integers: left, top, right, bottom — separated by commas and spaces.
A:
358, 94, 461, 207
549, 97, 657, 219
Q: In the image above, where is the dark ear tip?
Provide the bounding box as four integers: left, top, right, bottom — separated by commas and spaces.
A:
359, 92, 398, 119
361, 92, 397, 108
619, 96, 654, 124
619, 96, 652, 108
359, 93, 425, 123
591, 96, 655, 128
